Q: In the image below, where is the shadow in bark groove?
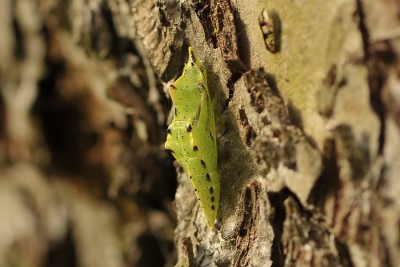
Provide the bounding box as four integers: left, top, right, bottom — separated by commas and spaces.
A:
45, 227, 77, 267
268, 189, 289, 267
308, 137, 340, 210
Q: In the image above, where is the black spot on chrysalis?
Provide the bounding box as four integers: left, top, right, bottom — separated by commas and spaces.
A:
186, 125, 192, 132
167, 129, 171, 134
170, 84, 176, 90
206, 173, 211, 181
193, 146, 198, 151
209, 187, 214, 194
201, 160, 206, 168
211, 196, 215, 202
211, 205, 215, 210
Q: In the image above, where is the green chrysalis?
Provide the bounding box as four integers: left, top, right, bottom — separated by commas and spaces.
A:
165, 47, 220, 229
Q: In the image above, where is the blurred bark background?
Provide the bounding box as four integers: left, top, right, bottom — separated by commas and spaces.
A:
0, 0, 399, 266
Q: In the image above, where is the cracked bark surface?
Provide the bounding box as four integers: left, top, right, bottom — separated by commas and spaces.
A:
0, 0, 399, 266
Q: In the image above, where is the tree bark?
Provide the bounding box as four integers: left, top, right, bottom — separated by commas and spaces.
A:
0, 0, 399, 267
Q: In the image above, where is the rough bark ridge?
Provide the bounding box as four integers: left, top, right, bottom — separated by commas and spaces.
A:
0, 0, 399, 267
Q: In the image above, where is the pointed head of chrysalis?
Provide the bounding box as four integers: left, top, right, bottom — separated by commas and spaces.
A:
169, 47, 207, 120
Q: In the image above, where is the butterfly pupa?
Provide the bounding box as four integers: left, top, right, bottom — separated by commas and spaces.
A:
165, 47, 220, 229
